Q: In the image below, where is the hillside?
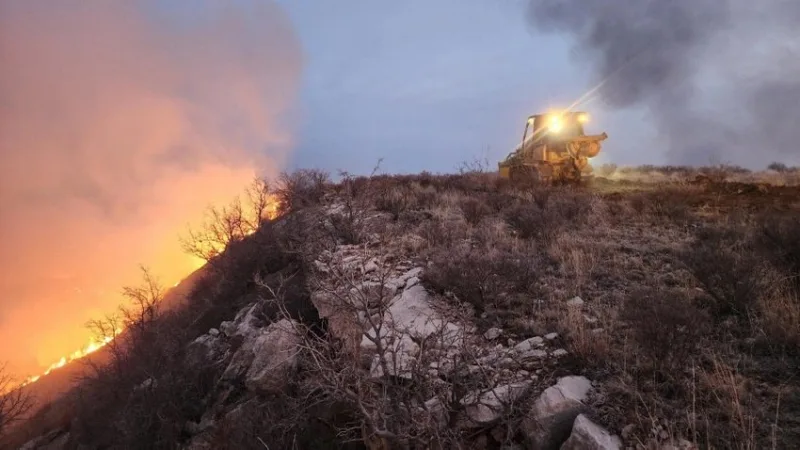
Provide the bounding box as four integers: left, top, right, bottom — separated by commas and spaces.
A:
4, 165, 800, 450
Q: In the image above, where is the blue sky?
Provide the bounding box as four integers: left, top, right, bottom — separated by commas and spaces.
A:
276, 0, 662, 176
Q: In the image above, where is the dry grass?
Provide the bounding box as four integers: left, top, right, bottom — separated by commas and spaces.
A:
367, 169, 800, 449
11, 166, 800, 449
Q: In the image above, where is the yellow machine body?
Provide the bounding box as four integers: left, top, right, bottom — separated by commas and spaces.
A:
498, 111, 607, 184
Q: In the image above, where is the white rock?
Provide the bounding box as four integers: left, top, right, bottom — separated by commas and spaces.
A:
566, 296, 585, 307
405, 276, 420, 289
186, 332, 227, 367
515, 336, 545, 352
363, 258, 379, 274
551, 349, 568, 357
484, 327, 503, 340
224, 303, 263, 339
245, 319, 302, 394
461, 381, 532, 426
522, 375, 593, 450
219, 320, 236, 337
561, 414, 623, 450
519, 349, 548, 360
369, 350, 417, 379
208, 328, 220, 337
544, 332, 559, 340
399, 267, 423, 282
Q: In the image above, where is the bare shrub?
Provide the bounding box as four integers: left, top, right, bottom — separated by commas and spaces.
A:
180, 176, 275, 266
457, 154, 491, 174
409, 183, 440, 211
72, 268, 221, 449
547, 235, 600, 297
757, 213, 800, 287
257, 252, 532, 450
422, 246, 541, 317
556, 306, 611, 367
680, 226, 769, 321
768, 162, 789, 172
458, 196, 492, 226
184, 222, 296, 336
274, 168, 329, 214
416, 217, 469, 250
322, 171, 376, 245
0, 364, 33, 439
619, 288, 710, 371
375, 185, 415, 221
759, 285, 800, 348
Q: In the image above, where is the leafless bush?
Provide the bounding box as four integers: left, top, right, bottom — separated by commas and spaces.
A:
254, 251, 532, 449
619, 288, 710, 371
72, 268, 221, 449
0, 364, 33, 439
768, 162, 790, 173
457, 154, 491, 174
180, 176, 274, 266
757, 213, 800, 287
422, 246, 541, 321
458, 196, 492, 226
680, 226, 769, 321
375, 185, 415, 221
323, 170, 374, 245
274, 168, 330, 214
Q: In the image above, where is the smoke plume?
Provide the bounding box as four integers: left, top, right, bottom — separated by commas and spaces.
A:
526, 0, 800, 167
0, 0, 302, 378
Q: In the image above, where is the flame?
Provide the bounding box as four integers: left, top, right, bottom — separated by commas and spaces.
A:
13, 194, 281, 391
16, 327, 123, 389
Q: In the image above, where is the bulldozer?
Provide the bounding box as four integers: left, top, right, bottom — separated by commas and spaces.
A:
498, 110, 608, 185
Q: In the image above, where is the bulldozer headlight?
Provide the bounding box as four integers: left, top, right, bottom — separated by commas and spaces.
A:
549, 116, 562, 132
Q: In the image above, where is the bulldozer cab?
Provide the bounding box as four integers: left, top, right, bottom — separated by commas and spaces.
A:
525, 111, 588, 145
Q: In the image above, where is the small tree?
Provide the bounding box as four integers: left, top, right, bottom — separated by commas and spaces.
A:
0, 363, 33, 438
180, 176, 276, 266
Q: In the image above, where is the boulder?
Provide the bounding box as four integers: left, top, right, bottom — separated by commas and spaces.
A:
521, 375, 593, 450
566, 296, 585, 307
186, 332, 226, 367
484, 327, 503, 340
561, 414, 622, 450
245, 319, 302, 394
461, 381, 533, 426
514, 336, 544, 352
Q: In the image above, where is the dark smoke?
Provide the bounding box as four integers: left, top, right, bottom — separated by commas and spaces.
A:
527, 0, 800, 167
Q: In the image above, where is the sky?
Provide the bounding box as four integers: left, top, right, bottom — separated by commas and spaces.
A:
277, 0, 661, 175
0, 0, 797, 381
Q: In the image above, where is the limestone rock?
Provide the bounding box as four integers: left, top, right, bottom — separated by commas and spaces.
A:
566, 296, 585, 307
515, 336, 544, 352
462, 381, 533, 426
484, 327, 503, 340
522, 375, 593, 450
561, 414, 622, 450
245, 319, 302, 394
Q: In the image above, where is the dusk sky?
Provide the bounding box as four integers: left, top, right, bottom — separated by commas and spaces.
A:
276, 0, 660, 175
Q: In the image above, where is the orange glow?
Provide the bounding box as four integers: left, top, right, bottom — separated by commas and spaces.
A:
12, 192, 280, 391
0, 1, 301, 382
17, 326, 123, 389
